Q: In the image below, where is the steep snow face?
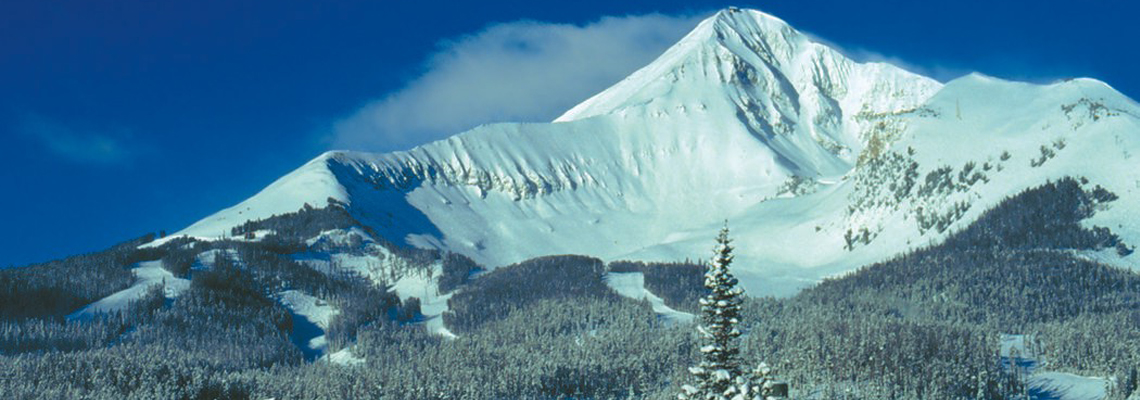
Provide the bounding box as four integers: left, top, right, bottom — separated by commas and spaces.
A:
557, 8, 943, 176
165, 8, 1140, 296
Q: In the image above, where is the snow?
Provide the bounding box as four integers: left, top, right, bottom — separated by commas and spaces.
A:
151, 8, 1140, 298
195, 248, 238, 268
276, 290, 338, 332
1001, 334, 1110, 400
322, 347, 365, 366
67, 260, 190, 321
305, 227, 371, 248
296, 229, 458, 338
1029, 373, 1109, 400
1074, 248, 1140, 272
145, 153, 348, 248
604, 272, 695, 325
276, 290, 339, 359
390, 262, 457, 339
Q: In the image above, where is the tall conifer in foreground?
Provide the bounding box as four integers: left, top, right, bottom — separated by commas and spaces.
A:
680, 224, 744, 399
680, 224, 780, 400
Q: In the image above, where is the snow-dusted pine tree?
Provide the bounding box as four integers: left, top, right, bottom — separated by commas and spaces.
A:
680, 224, 782, 400
680, 224, 747, 400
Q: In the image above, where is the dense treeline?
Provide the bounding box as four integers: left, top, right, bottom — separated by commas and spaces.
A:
1032, 312, 1140, 398
942, 177, 1129, 254
0, 252, 301, 399
801, 249, 1140, 330
159, 238, 197, 277
795, 177, 1140, 399
0, 287, 160, 355
608, 260, 704, 313
130, 254, 302, 369
0, 204, 421, 398
444, 255, 618, 333
350, 298, 690, 399
801, 178, 1140, 332
743, 299, 1019, 399
185, 235, 408, 353
438, 252, 484, 293
0, 316, 130, 354
230, 198, 358, 243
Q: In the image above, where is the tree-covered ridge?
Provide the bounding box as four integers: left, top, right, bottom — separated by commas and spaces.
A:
941, 177, 1129, 254
229, 198, 358, 243
444, 255, 618, 333
0, 234, 156, 320
803, 177, 1140, 330
0, 203, 411, 364
791, 177, 1140, 398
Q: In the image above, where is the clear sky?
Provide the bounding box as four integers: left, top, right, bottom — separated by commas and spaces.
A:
2, 0, 1137, 266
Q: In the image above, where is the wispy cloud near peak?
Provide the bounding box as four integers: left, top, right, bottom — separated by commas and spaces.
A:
330, 12, 704, 152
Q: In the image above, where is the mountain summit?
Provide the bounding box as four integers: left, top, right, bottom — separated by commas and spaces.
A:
162, 8, 1140, 296
559, 8, 941, 177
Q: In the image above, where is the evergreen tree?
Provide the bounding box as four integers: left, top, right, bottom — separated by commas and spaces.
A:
681, 224, 748, 400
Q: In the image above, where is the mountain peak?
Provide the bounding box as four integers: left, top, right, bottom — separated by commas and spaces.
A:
559, 7, 939, 122
710, 6, 791, 29
556, 7, 941, 178
708, 6, 799, 43
555, 8, 810, 123
159, 8, 1140, 297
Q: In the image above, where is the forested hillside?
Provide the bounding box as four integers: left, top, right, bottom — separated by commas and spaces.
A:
0, 177, 1137, 399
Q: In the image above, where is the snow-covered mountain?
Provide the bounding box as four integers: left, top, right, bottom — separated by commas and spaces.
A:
160, 8, 1140, 296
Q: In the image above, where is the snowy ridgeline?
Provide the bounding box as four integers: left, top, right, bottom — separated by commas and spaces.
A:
161, 7, 1140, 300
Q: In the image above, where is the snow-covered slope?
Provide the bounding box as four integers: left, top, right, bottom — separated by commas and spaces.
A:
276, 290, 338, 357
1002, 334, 1110, 400
163, 8, 1140, 296
68, 261, 190, 321
169, 154, 349, 241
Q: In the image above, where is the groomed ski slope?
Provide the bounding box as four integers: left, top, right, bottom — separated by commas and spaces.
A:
604, 272, 695, 325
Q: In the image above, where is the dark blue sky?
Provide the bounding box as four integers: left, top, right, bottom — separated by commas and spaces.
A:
2, 0, 1136, 266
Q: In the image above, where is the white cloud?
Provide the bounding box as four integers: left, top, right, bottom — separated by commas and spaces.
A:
19, 114, 137, 165
331, 13, 703, 152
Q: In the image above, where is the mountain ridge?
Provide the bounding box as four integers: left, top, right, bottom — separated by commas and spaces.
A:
156, 7, 1140, 296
